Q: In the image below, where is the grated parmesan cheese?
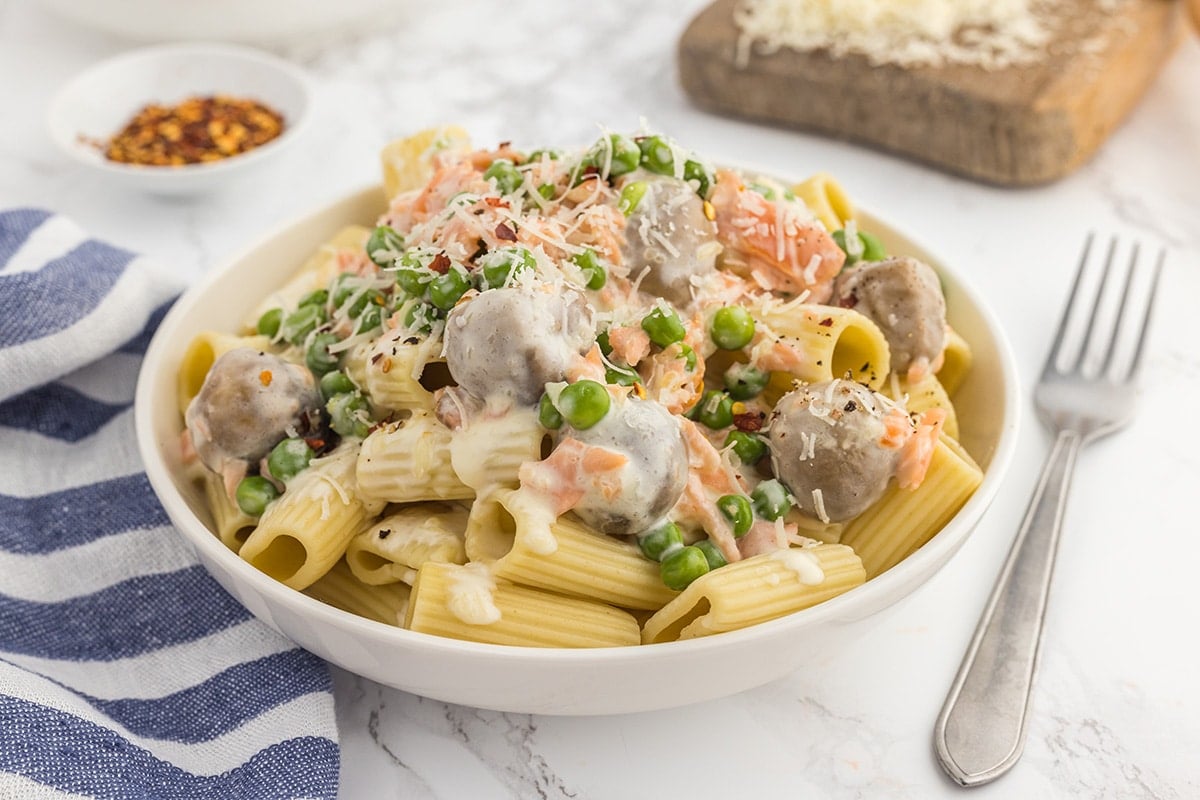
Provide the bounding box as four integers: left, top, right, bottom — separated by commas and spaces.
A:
734, 0, 1066, 70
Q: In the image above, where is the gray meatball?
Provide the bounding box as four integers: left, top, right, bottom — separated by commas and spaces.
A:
831, 256, 946, 375
566, 396, 688, 536
768, 380, 900, 523
186, 347, 321, 475
622, 176, 720, 306
443, 284, 595, 405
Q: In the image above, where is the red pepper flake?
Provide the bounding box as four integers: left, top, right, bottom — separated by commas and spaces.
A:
378, 528, 392, 540
494, 222, 517, 242
304, 437, 326, 452
429, 253, 451, 274
259, 369, 273, 386
370, 353, 383, 364
838, 292, 858, 309
380, 357, 393, 374
733, 412, 765, 432
483, 197, 509, 208
101, 95, 285, 167
818, 317, 834, 327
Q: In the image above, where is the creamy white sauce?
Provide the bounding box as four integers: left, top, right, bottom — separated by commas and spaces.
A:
771, 548, 826, 585
508, 487, 560, 556
446, 562, 501, 625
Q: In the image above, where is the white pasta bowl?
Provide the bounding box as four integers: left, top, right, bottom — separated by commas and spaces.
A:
47, 43, 312, 196
134, 184, 1020, 715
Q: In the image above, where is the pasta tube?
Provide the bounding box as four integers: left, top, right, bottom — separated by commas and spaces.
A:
305, 558, 410, 626
356, 412, 474, 503
938, 325, 973, 396
200, 470, 256, 552
239, 443, 382, 590
405, 561, 641, 648
346, 502, 469, 585
465, 489, 677, 611
839, 435, 983, 579
177, 331, 271, 415
381, 126, 472, 198
790, 173, 855, 232
754, 303, 892, 395
642, 544, 865, 644
882, 371, 960, 440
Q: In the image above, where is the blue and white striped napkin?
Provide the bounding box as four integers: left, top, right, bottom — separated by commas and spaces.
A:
0, 210, 340, 799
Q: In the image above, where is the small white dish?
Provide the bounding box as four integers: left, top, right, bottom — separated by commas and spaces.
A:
134, 184, 1021, 715
47, 43, 312, 196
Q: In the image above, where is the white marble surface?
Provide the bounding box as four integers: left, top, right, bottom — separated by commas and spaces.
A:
3, 0, 1199, 797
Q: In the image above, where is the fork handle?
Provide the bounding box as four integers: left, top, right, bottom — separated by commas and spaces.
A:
933, 429, 1083, 786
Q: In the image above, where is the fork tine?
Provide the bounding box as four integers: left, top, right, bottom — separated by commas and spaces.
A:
1074, 236, 1117, 373
1123, 248, 1165, 382
1098, 241, 1138, 376
1044, 232, 1095, 374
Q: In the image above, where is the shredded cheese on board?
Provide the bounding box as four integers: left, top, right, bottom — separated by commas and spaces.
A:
733, 0, 1114, 70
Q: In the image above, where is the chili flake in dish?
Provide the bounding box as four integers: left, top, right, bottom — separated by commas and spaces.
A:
102, 95, 285, 166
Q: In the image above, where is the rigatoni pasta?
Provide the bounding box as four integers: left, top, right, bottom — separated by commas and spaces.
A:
177, 127, 984, 649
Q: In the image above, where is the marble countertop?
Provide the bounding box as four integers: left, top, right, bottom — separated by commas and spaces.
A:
3, 0, 1198, 797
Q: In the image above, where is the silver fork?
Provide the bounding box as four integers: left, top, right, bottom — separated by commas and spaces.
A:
933, 235, 1164, 787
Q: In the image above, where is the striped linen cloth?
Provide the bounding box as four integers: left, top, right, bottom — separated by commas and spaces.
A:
0, 210, 340, 799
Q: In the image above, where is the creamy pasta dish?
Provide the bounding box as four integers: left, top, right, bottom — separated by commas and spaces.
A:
178, 127, 982, 647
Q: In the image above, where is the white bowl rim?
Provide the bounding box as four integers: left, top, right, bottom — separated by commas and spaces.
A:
46, 41, 313, 179
135, 183, 1021, 666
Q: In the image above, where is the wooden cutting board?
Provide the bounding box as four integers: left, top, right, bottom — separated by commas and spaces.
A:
678, 0, 1184, 185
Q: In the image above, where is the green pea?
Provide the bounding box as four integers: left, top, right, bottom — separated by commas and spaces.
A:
585, 133, 640, 178
641, 306, 686, 347
538, 393, 563, 430
537, 183, 556, 200
859, 231, 887, 261
571, 248, 606, 290
557, 380, 610, 430
528, 148, 560, 162
483, 159, 522, 193
483, 159, 524, 195
724, 431, 768, 466
366, 225, 404, 267
429, 269, 471, 310
660, 545, 709, 591
280, 304, 327, 345
479, 247, 536, 289
638, 135, 676, 175
710, 306, 756, 350
306, 332, 341, 375
298, 289, 328, 309
752, 479, 792, 521
327, 391, 371, 439
596, 329, 612, 356
717, 494, 753, 537
268, 438, 314, 483
319, 370, 355, 402
832, 229, 863, 265
402, 301, 437, 334
723, 362, 769, 401
605, 364, 641, 387
395, 267, 431, 296
695, 390, 734, 430
355, 304, 384, 334
638, 521, 683, 562
235, 475, 279, 517
618, 181, 647, 217
683, 159, 713, 198
693, 539, 727, 570
256, 308, 283, 338
749, 182, 777, 201
678, 343, 698, 372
